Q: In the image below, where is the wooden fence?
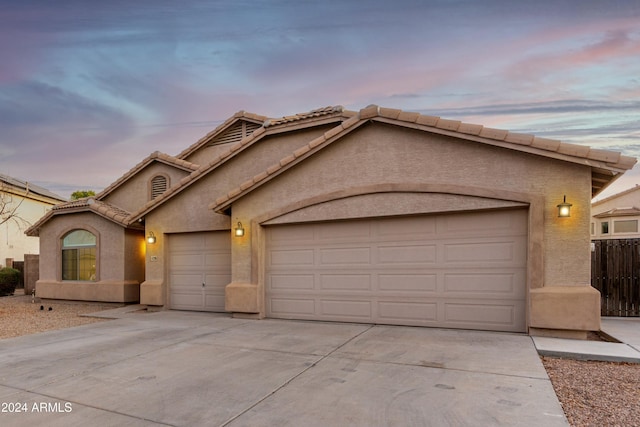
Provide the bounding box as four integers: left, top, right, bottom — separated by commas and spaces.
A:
591, 239, 640, 317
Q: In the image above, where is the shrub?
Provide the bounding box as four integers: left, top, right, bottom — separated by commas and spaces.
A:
0, 267, 21, 296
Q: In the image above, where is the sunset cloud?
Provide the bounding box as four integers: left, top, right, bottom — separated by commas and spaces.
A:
1, 0, 639, 199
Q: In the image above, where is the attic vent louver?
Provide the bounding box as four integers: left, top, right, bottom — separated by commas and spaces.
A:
208, 121, 261, 147
150, 175, 168, 200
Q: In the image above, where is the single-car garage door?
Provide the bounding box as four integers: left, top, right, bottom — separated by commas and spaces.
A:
168, 231, 231, 312
265, 209, 527, 332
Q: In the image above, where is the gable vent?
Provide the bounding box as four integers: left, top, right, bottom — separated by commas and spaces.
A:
208, 121, 261, 147
150, 175, 168, 200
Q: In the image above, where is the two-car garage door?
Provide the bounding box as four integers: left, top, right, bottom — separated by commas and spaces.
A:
265, 209, 528, 332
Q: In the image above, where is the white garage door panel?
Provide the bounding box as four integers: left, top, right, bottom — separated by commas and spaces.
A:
266, 209, 528, 332
270, 274, 315, 289
378, 244, 437, 264
320, 299, 372, 318
271, 298, 315, 315
271, 249, 314, 266
320, 247, 371, 264
444, 272, 525, 296
169, 232, 231, 312
444, 300, 525, 330
379, 274, 438, 291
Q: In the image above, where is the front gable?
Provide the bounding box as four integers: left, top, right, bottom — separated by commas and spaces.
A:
128, 107, 353, 225
181, 119, 264, 165
98, 152, 198, 213
139, 123, 349, 233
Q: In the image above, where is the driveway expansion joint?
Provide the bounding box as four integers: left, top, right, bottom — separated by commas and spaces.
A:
219, 324, 375, 427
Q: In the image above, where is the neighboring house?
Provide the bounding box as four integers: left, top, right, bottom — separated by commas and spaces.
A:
26, 105, 636, 338
1, 174, 66, 265
591, 185, 640, 240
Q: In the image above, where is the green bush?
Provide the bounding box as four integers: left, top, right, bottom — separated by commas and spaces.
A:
0, 267, 20, 296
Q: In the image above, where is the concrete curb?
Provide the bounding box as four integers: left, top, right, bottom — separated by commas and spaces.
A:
533, 336, 640, 363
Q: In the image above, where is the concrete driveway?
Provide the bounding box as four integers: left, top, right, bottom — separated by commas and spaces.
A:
0, 311, 567, 426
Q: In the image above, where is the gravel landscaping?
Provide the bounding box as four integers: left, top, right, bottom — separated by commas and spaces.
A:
0, 293, 117, 339
1, 293, 638, 426
542, 356, 640, 427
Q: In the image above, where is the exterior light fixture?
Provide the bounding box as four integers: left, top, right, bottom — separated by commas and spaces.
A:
557, 195, 572, 218
234, 222, 245, 237
146, 231, 156, 244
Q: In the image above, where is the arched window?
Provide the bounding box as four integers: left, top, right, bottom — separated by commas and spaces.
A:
61, 230, 97, 281
150, 175, 168, 200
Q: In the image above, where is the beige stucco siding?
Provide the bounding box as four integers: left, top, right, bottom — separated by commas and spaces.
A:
231, 123, 592, 290
36, 212, 142, 302
140, 126, 337, 305
124, 229, 146, 283
101, 162, 192, 213
591, 188, 640, 239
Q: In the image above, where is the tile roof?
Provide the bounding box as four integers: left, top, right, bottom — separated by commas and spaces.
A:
592, 184, 640, 206
126, 106, 353, 224
176, 111, 268, 160
210, 104, 637, 213
95, 151, 199, 200
263, 106, 354, 127
0, 173, 66, 202
594, 207, 640, 218
25, 198, 138, 236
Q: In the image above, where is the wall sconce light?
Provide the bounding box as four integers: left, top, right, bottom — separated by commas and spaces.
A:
234, 222, 245, 237
557, 195, 572, 218
146, 231, 156, 244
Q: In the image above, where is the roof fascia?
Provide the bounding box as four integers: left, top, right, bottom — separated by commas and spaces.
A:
96, 152, 197, 201
371, 116, 631, 174
263, 112, 356, 134
594, 209, 640, 219
210, 105, 636, 213
25, 204, 137, 237
210, 117, 367, 213
127, 113, 354, 224
1, 185, 66, 205
127, 127, 271, 223
592, 184, 640, 206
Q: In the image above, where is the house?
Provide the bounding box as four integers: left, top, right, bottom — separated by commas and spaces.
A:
26, 105, 636, 338
591, 185, 640, 240
1, 173, 66, 265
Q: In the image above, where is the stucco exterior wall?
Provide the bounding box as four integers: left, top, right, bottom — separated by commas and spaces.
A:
591, 187, 640, 240
36, 212, 142, 302
593, 188, 640, 214
236, 124, 592, 283
225, 123, 596, 332
101, 162, 192, 213
140, 126, 337, 305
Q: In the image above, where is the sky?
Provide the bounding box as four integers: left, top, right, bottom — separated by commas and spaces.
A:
1, 0, 639, 201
